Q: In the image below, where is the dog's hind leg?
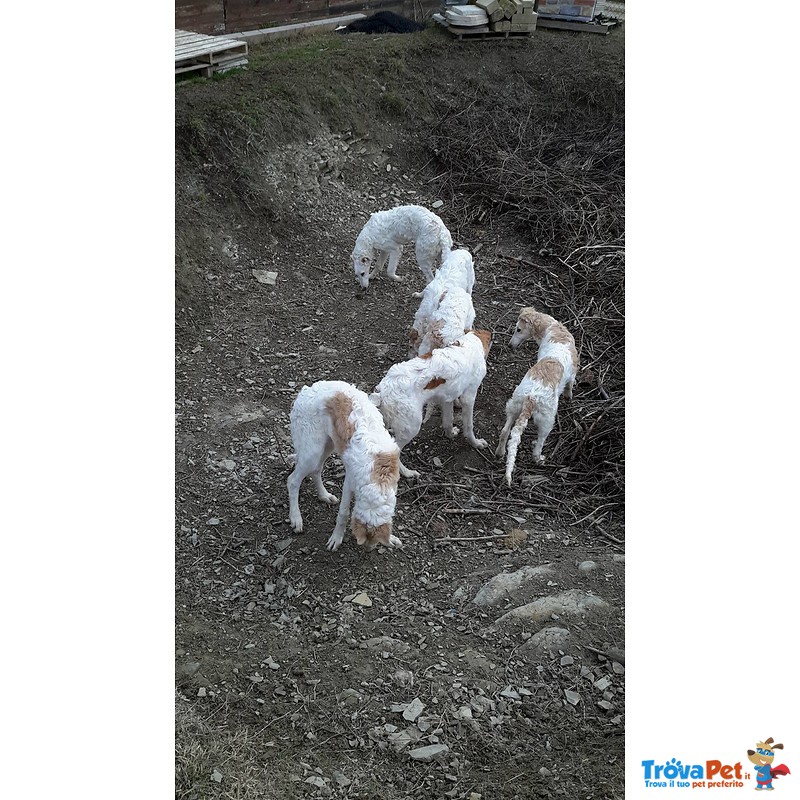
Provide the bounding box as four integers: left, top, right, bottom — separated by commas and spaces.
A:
459, 390, 487, 449
415, 239, 437, 284
441, 401, 459, 439
327, 472, 354, 551
287, 463, 312, 533
313, 438, 338, 505
495, 405, 517, 459
531, 410, 555, 464
288, 431, 328, 531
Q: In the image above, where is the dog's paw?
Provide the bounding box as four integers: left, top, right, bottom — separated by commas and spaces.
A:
445, 426, 460, 439
505, 472, 513, 487
290, 514, 304, 533
388, 535, 404, 549
495, 444, 506, 459
412, 290, 424, 298
319, 491, 339, 505
533, 454, 546, 464
389, 274, 404, 282
399, 466, 421, 480
326, 533, 343, 551
471, 438, 488, 449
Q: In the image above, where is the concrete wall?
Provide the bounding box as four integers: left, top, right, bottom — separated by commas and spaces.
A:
176, 0, 438, 34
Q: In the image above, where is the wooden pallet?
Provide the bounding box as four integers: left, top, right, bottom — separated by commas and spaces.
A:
433, 14, 534, 40
175, 29, 249, 77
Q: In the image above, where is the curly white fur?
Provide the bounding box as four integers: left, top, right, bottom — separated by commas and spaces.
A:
409, 249, 475, 354
417, 287, 476, 357
496, 310, 579, 485
351, 204, 453, 289
287, 381, 403, 552
370, 330, 492, 478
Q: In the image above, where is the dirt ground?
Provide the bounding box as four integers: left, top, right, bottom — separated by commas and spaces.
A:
176, 25, 624, 800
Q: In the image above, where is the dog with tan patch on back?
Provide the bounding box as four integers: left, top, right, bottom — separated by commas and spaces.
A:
287, 381, 403, 552
370, 330, 492, 479
497, 308, 579, 484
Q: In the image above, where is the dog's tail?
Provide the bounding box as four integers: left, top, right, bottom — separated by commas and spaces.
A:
505, 397, 536, 486
438, 226, 453, 266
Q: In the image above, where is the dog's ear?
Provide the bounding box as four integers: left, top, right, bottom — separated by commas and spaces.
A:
369, 392, 382, 407
772, 743, 784, 750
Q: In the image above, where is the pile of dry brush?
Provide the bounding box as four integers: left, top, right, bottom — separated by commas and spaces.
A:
426, 77, 624, 529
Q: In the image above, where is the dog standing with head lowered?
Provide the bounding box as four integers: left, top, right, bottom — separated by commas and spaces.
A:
496, 308, 579, 485
351, 204, 453, 290
370, 330, 492, 478
287, 381, 403, 552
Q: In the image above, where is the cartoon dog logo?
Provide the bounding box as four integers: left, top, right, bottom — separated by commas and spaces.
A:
747, 738, 791, 790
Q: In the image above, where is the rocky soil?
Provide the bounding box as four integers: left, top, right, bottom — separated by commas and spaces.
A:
176, 26, 625, 800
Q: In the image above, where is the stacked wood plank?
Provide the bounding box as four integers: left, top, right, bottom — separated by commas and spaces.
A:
175, 29, 249, 78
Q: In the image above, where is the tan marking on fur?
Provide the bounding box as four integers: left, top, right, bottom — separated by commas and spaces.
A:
419, 351, 434, 360
473, 329, 492, 356
545, 323, 579, 369
547, 324, 574, 346
351, 518, 393, 549
409, 328, 421, 347
526, 357, 564, 388
325, 392, 355, 452
517, 308, 556, 342
428, 320, 445, 351
424, 377, 446, 390
371, 451, 400, 489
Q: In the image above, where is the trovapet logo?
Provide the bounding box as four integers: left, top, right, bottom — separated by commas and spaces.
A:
641, 758, 745, 789
641, 737, 791, 791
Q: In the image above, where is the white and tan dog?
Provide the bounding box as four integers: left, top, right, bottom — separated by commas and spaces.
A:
370, 330, 492, 478
287, 381, 403, 552
351, 204, 453, 289
496, 309, 579, 485
408, 248, 475, 354
417, 287, 476, 357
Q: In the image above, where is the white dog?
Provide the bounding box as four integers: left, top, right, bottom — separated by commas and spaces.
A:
351, 204, 453, 289
287, 381, 403, 552
417, 287, 476, 357
370, 330, 492, 478
496, 309, 579, 485
408, 248, 475, 355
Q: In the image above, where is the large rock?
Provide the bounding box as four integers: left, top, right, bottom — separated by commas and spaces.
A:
519, 626, 572, 658
471, 565, 554, 607
408, 744, 449, 761
493, 589, 609, 628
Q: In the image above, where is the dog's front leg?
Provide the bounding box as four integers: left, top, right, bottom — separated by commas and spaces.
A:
326, 473, 353, 551
372, 250, 389, 279
386, 247, 404, 282
459, 391, 487, 449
